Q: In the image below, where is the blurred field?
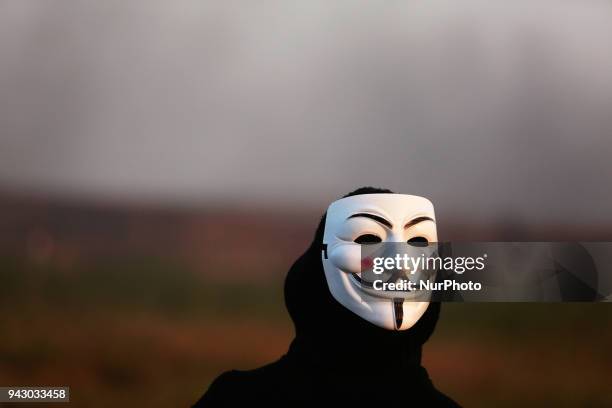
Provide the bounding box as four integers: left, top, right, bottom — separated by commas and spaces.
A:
1, 195, 611, 407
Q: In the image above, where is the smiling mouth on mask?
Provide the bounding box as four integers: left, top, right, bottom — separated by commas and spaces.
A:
349, 270, 435, 301
351, 272, 372, 287
351, 268, 413, 288
350, 271, 414, 293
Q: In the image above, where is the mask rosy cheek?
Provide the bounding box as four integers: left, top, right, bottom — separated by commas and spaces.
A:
361, 257, 373, 270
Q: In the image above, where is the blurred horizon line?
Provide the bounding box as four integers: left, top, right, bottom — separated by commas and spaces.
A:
2, 187, 611, 241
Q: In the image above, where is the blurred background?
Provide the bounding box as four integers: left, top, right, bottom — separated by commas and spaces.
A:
1, 1, 611, 406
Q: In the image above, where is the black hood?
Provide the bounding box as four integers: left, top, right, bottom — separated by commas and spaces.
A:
193, 188, 458, 408
283, 187, 441, 377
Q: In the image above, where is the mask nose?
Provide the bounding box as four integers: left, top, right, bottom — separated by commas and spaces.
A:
379, 243, 411, 283
386, 230, 405, 243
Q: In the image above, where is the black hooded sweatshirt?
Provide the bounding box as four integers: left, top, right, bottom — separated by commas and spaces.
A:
194, 188, 460, 407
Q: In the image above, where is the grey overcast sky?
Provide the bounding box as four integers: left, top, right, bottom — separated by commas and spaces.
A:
1, 0, 611, 223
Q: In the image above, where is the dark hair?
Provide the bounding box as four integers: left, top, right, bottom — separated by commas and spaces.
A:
342, 186, 394, 198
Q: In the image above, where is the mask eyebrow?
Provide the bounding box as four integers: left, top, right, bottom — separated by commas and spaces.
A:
404, 216, 435, 229
347, 213, 393, 229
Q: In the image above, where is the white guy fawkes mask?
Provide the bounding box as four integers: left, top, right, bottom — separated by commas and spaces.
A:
321, 194, 438, 330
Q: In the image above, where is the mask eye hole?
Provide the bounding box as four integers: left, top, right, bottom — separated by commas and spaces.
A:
354, 234, 382, 244
407, 236, 428, 247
